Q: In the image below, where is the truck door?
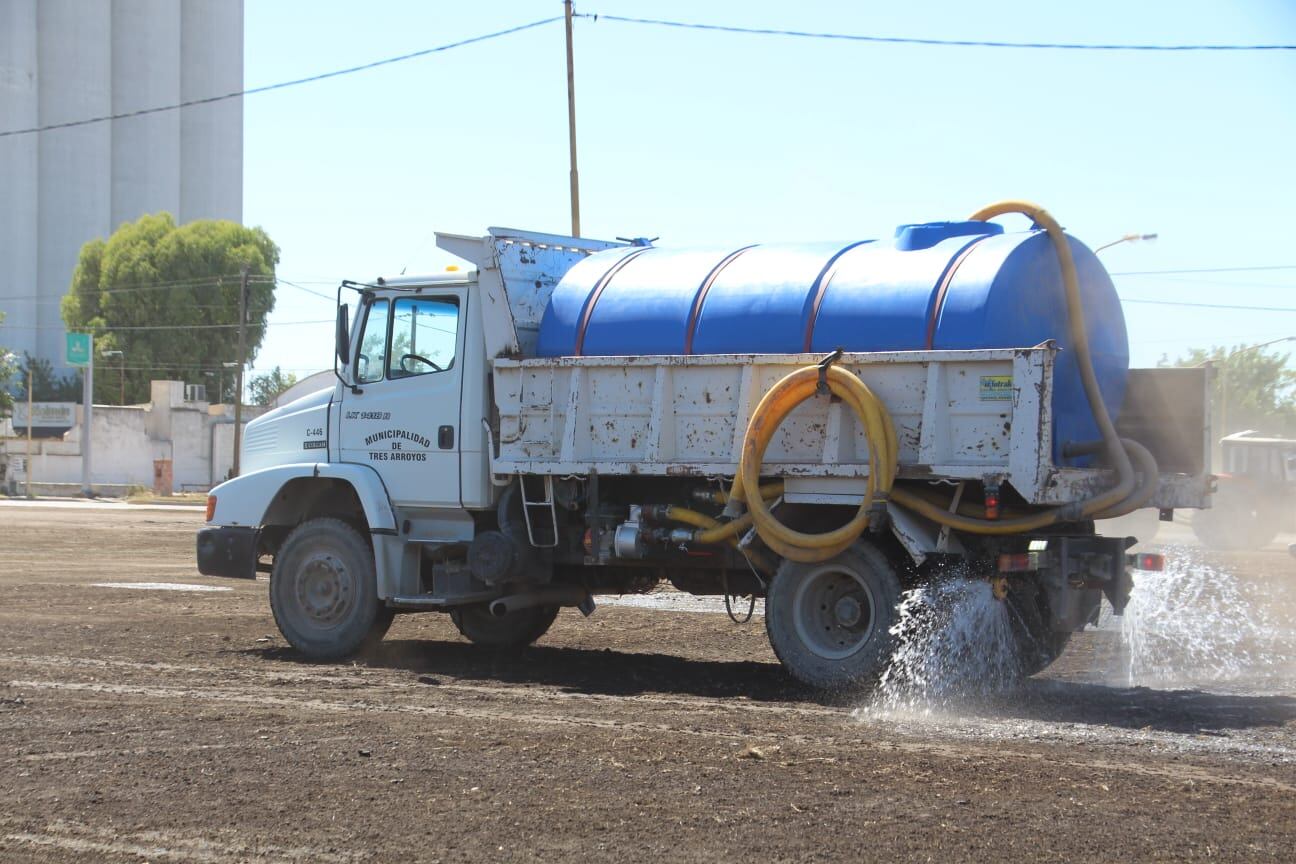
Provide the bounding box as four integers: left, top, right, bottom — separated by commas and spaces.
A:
338, 289, 466, 508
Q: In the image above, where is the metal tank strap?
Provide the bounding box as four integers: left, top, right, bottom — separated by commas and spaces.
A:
924, 235, 995, 350
571, 247, 653, 356
683, 245, 758, 355
801, 240, 873, 353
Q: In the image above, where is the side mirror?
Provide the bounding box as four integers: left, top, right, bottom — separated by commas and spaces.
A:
335, 304, 351, 366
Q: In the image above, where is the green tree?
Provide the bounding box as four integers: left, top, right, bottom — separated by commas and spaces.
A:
0, 315, 17, 414
247, 366, 298, 406
61, 213, 279, 404
1163, 345, 1296, 437
15, 353, 82, 402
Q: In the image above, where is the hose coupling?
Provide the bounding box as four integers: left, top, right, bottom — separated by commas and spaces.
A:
866, 497, 890, 534
641, 504, 673, 522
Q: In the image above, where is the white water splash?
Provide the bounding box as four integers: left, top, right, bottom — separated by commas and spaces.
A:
866, 577, 1021, 714
1098, 547, 1287, 688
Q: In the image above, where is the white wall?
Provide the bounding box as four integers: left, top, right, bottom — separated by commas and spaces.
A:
0, 380, 259, 494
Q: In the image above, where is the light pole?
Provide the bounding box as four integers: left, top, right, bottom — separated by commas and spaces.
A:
101, 350, 124, 404
1094, 233, 1158, 254
5, 352, 35, 498
2, 352, 31, 497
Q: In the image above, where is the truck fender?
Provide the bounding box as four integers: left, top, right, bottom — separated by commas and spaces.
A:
208, 462, 397, 533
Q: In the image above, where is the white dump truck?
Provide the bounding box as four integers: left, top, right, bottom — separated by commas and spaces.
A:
198, 202, 1211, 689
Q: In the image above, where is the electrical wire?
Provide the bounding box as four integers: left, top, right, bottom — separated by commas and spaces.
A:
1121, 298, 1296, 312
0, 16, 563, 139
1111, 265, 1296, 275
9, 319, 332, 332
578, 13, 1296, 51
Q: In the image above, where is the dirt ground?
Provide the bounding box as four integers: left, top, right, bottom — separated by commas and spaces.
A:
1, 504, 1294, 863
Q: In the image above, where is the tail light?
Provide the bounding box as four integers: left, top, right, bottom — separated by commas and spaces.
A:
1128, 552, 1164, 571
984, 484, 1001, 520
997, 551, 1045, 572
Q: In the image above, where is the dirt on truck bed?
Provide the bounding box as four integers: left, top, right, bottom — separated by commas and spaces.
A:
1, 504, 1294, 863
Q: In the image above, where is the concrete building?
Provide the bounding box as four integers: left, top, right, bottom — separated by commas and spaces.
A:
1, 380, 262, 497
0, 0, 243, 369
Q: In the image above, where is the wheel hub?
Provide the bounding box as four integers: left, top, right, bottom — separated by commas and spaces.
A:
297, 552, 353, 626
792, 565, 877, 661
834, 595, 863, 627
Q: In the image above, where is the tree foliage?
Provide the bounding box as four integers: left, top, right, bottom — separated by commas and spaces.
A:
61, 213, 279, 405
0, 314, 16, 414
248, 366, 298, 406
16, 354, 82, 402
1163, 345, 1296, 438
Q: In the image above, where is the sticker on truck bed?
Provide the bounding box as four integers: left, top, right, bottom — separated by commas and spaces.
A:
979, 375, 1013, 401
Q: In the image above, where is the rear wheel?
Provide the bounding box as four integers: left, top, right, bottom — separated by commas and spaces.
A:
1005, 581, 1071, 676
765, 543, 901, 690
270, 518, 393, 660
1192, 485, 1282, 550
450, 603, 559, 649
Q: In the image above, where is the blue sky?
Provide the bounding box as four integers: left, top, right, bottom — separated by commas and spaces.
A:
243, 0, 1296, 379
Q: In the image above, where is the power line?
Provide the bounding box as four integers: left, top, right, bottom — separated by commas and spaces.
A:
1111, 265, 1296, 276
1122, 298, 1296, 312
275, 278, 336, 301
9, 319, 333, 332
0, 273, 319, 302
579, 13, 1296, 51
0, 16, 563, 139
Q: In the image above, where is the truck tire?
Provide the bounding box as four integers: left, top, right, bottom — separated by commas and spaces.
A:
1192, 488, 1282, 551
450, 603, 559, 649
270, 518, 393, 660
1005, 580, 1071, 677
765, 543, 900, 690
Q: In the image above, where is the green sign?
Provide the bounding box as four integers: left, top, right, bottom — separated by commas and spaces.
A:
65, 332, 91, 367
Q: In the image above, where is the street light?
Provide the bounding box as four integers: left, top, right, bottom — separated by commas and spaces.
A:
4, 350, 34, 498
1093, 233, 1158, 254
101, 349, 124, 404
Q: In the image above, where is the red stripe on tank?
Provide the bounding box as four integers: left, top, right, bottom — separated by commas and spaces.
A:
683, 246, 757, 355
925, 237, 992, 350
572, 249, 651, 356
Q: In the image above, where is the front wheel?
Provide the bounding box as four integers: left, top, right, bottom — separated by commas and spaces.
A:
270, 518, 392, 660
764, 543, 901, 690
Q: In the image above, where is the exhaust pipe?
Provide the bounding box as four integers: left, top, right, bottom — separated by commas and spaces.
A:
490, 584, 595, 618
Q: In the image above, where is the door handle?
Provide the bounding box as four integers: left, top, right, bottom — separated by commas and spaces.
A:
438, 425, 454, 449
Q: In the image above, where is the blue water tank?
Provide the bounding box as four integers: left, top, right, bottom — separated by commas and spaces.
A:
536, 222, 1128, 466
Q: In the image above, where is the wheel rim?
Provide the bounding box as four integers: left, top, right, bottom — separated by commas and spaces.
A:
294, 549, 355, 629
791, 563, 877, 661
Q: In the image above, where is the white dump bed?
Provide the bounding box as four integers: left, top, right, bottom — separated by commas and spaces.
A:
490, 345, 1210, 510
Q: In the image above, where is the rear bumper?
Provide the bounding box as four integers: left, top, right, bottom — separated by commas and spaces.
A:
197, 526, 258, 579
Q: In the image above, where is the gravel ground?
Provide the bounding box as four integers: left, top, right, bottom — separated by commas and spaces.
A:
1, 506, 1293, 862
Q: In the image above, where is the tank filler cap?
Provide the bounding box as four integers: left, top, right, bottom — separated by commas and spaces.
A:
893, 220, 1003, 251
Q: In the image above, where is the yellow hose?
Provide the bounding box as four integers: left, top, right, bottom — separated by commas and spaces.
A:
733, 364, 899, 563
966, 201, 1139, 516
658, 200, 1157, 561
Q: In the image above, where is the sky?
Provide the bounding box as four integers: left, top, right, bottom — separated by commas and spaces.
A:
241, 0, 1296, 382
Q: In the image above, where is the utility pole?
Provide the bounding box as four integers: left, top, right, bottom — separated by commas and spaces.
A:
25, 363, 33, 498
233, 265, 250, 477
564, 0, 581, 237
80, 335, 93, 497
